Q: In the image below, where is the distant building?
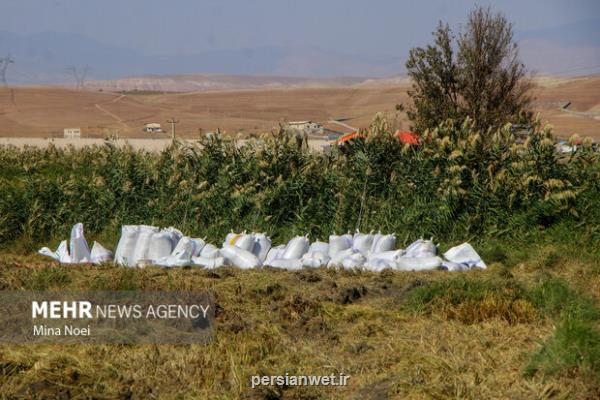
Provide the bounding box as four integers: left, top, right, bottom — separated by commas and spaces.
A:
143, 123, 162, 133
287, 121, 323, 135
64, 128, 81, 138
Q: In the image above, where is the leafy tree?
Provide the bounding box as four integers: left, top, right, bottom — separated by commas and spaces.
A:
406, 6, 533, 134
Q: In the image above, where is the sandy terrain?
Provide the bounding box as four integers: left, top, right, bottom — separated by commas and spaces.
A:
0, 75, 598, 142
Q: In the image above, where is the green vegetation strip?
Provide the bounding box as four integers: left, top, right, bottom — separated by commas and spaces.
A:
404, 275, 600, 383
0, 118, 599, 252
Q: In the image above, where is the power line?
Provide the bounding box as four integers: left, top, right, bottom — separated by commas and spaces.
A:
0, 54, 14, 86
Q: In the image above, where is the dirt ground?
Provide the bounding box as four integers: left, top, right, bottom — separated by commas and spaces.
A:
0, 75, 598, 141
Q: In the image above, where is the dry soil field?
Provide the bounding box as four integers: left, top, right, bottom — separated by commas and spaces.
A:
0, 75, 598, 142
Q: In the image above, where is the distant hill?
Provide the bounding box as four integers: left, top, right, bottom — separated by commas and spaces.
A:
516, 18, 600, 75
0, 18, 597, 85
86, 74, 373, 92
0, 30, 404, 85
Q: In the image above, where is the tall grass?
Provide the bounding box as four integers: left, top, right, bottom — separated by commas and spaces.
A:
0, 116, 598, 250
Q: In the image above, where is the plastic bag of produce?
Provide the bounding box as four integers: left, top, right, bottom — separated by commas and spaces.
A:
147, 230, 177, 261
192, 256, 228, 269
221, 244, 261, 269
368, 249, 403, 262
443, 243, 486, 269
253, 233, 272, 262
282, 236, 309, 260
370, 233, 396, 254
440, 260, 469, 271
395, 256, 443, 271
115, 225, 141, 266
224, 232, 255, 252
308, 241, 329, 255
268, 258, 303, 270
153, 236, 202, 267
55, 240, 71, 263
352, 232, 374, 255
327, 247, 355, 267
342, 253, 367, 269
69, 223, 91, 263
200, 243, 220, 259
164, 227, 183, 246
38, 246, 58, 261
301, 251, 330, 268
171, 237, 201, 259
404, 239, 437, 258
131, 225, 159, 265
328, 234, 353, 258
265, 245, 286, 265
190, 238, 206, 257
368, 258, 398, 272
90, 241, 113, 264
38, 240, 71, 263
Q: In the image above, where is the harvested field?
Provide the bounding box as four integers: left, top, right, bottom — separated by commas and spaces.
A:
1, 75, 598, 141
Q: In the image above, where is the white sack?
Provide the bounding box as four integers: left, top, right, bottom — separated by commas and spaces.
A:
443, 243, 486, 269
440, 260, 469, 272
69, 223, 91, 263
301, 251, 330, 268
368, 249, 403, 263
327, 247, 355, 268
190, 238, 206, 257
268, 258, 303, 270
164, 227, 183, 246
131, 225, 159, 265
147, 230, 176, 261
404, 239, 437, 258
368, 258, 398, 272
200, 243, 220, 259
282, 236, 309, 260
191, 256, 227, 269
90, 241, 113, 264
253, 233, 272, 262
115, 225, 140, 266
38, 240, 71, 263
329, 234, 353, 258
224, 232, 255, 252
221, 244, 261, 269
395, 256, 443, 271
38, 246, 58, 261
224, 232, 237, 245
56, 240, 71, 263
370, 234, 396, 253
352, 232, 374, 255
342, 253, 367, 269
265, 245, 286, 265
308, 241, 329, 255
234, 234, 256, 252
153, 236, 200, 267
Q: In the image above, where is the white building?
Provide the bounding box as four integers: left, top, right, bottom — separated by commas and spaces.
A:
287, 121, 323, 135
64, 128, 81, 138
143, 123, 162, 133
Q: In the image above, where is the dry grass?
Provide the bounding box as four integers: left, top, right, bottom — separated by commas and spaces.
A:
0, 244, 599, 399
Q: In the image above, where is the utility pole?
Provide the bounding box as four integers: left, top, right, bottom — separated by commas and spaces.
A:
167, 117, 179, 140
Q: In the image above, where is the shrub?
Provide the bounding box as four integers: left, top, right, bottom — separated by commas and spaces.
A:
0, 117, 597, 250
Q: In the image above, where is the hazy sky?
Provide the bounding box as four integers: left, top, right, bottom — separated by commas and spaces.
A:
1, 0, 599, 56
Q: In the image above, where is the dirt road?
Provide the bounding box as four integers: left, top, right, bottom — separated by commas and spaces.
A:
0, 137, 331, 151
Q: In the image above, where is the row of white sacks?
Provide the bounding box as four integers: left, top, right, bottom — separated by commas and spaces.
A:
39, 224, 486, 272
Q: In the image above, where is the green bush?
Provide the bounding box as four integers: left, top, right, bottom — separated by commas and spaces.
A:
0, 117, 598, 250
